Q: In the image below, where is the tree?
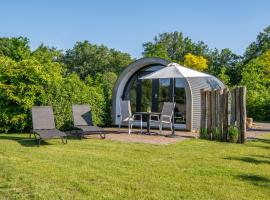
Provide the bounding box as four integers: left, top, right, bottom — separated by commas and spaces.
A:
241, 50, 270, 121
0, 56, 53, 132
208, 48, 242, 86
244, 26, 270, 62
142, 32, 209, 63
95, 72, 118, 126
0, 37, 31, 61
184, 53, 208, 71
217, 67, 230, 86
32, 44, 64, 64
64, 41, 133, 79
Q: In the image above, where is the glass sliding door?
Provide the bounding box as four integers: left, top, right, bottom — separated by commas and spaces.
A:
124, 65, 187, 126
174, 79, 186, 124
158, 78, 171, 111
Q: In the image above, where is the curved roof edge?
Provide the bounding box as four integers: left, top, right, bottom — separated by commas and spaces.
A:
112, 57, 170, 122
112, 57, 170, 100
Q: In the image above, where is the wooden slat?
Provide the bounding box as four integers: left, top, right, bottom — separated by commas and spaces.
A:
206, 91, 212, 137
219, 89, 224, 141
211, 90, 216, 140
223, 88, 228, 142
239, 86, 247, 143
200, 89, 206, 131
230, 88, 236, 125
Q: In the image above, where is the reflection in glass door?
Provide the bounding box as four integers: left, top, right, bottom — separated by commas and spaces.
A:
124, 65, 186, 126
158, 78, 171, 111
174, 79, 186, 124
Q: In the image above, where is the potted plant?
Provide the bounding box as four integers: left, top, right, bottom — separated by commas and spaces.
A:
228, 125, 239, 143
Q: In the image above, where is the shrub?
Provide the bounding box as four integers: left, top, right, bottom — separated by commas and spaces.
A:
228, 125, 239, 143
200, 128, 208, 139
0, 55, 106, 132
212, 128, 221, 141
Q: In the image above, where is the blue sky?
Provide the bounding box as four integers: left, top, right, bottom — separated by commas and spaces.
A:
1, 0, 269, 58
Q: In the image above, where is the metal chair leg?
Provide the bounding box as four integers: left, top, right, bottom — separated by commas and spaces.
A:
128, 120, 131, 135
38, 138, 41, 146
118, 121, 121, 132
160, 123, 162, 135
61, 137, 67, 144
140, 118, 143, 133
99, 131, 106, 139
80, 133, 83, 140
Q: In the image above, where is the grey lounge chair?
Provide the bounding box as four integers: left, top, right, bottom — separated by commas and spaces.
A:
72, 104, 105, 139
31, 106, 67, 146
150, 102, 176, 134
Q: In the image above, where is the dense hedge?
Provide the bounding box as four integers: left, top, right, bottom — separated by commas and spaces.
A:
0, 56, 106, 132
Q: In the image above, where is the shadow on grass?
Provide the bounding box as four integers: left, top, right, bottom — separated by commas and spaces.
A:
0, 133, 90, 147
245, 137, 270, 150
237, 174, 270, 187
252, 155, 270, 159
0, 134, 54, 147
224, 156, 270, 165
248, 137, 270, 144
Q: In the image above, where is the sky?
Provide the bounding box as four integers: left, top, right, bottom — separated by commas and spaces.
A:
0, 0, 269, 58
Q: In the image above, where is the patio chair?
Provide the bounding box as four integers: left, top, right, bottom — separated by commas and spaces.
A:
149, 102, 176, 134
118, 100, 142, 134
72, 104, 105, 139
31, 106, 67, 146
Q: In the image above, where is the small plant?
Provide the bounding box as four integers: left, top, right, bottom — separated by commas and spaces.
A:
200, 128, 208, 139
228, 125, 239, 143
212, 128, 221, 141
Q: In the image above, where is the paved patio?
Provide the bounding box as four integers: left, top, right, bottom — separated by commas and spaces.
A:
81, 122, 270, 145
84, 128, 197, 145
246, 122, 270, 139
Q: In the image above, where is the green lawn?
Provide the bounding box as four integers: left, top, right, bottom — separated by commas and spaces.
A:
0, 134, 269, 200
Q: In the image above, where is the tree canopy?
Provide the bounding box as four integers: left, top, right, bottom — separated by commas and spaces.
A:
244, 26, 270, 62
184, 53, 208, 71
64, 41, 133, 79
143, 32, 209, 63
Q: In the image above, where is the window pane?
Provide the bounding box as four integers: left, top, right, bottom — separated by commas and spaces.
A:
140, 80, 152, 112
174, 79, 186, 124
158, 78, 171, 111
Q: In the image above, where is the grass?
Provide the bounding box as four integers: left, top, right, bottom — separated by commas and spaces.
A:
0, 134, 270, 200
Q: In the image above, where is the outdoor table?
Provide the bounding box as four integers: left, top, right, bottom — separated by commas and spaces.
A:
134, 112, 160, 134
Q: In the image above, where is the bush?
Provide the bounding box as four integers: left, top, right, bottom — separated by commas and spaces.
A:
212, 128, 221, 141
228, 125, 239, 143
43, 74, 105, 130
0, 55, 106, 132
200, 128, 208, 139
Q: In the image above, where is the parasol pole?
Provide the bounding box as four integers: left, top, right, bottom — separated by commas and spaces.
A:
172, 77, 175, 135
